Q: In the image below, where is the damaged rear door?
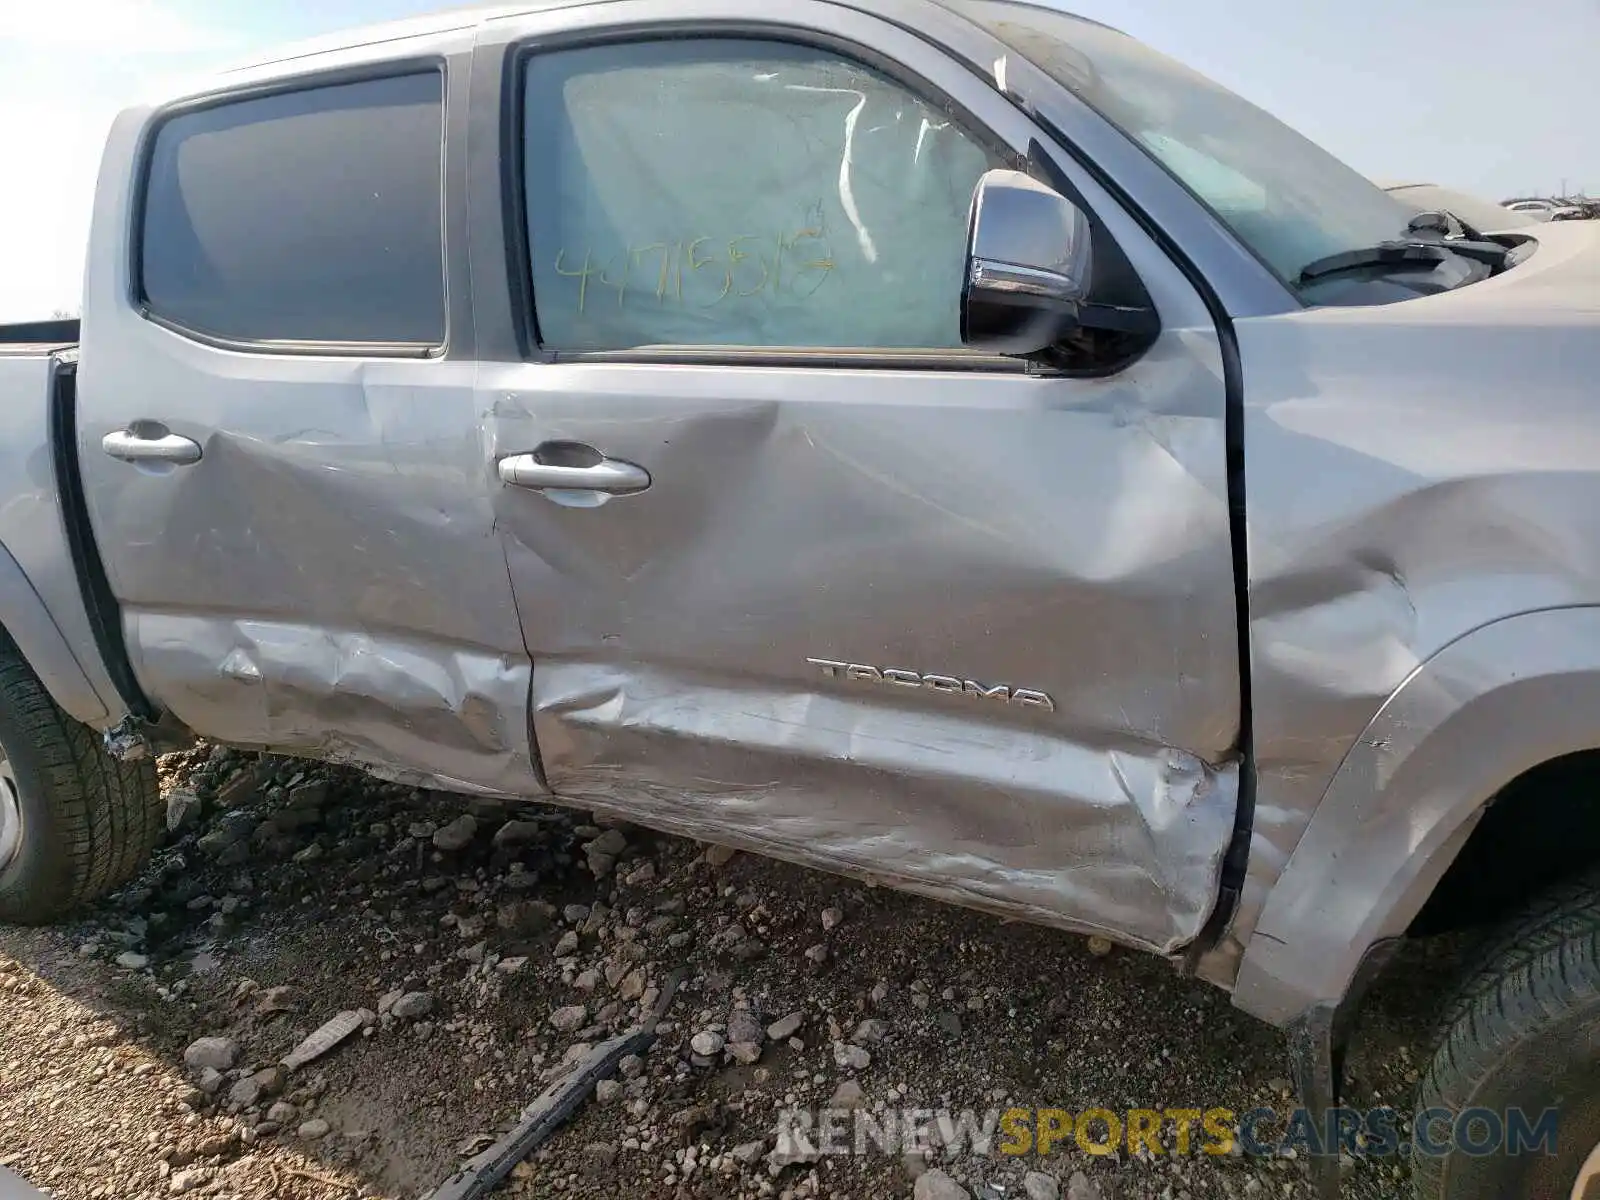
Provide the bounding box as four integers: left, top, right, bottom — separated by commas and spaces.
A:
468, 0, 1242, 952
75, 28, 544, 798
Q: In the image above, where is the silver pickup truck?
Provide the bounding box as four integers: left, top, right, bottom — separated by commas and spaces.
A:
1, 1, 1596, 1195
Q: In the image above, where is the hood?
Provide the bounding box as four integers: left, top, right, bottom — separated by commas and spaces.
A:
1416, 220, 1600, 321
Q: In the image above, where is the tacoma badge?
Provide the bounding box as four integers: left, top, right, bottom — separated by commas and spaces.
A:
806, 658, 1056, 712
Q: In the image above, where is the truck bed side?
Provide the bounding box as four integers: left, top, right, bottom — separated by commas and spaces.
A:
0, 328, 139, 727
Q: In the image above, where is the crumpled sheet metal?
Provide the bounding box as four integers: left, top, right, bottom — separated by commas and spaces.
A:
1198, 220, 1600, 995
1234, 607, 1600, 1022
133, 612, 535, 796
77, 343, 544, 800
486, 241, 1243, 953
536, 660, 1239, 954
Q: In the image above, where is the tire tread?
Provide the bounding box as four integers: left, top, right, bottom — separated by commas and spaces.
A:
0, 630, 159, 921
1414, 875, 1600, 1198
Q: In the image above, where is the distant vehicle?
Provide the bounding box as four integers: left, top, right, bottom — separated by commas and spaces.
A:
1382, 181, 1537, 232
1506, 199, 1558, 221
1503, 198, 1590, 223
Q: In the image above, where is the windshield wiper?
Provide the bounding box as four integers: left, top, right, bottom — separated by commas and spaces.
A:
1297, 241, 1449, 284
1298, 234, 1510, 285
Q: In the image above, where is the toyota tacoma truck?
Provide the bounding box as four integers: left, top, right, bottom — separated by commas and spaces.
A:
1, 1, 1596, 1194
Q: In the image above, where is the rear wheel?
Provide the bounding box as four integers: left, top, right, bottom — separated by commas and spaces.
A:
0, 631, 161, 924
1414, 876, 1600, 1199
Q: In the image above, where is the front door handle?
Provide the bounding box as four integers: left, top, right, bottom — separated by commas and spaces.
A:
497, 450, 651, 496
103, 426, 202, 465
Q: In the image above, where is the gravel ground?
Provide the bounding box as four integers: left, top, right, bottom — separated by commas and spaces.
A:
0, 746, 1454, 1200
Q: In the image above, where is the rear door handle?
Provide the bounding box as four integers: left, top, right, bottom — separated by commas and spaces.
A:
102, 427, 202, 465
497, 451, 650, 495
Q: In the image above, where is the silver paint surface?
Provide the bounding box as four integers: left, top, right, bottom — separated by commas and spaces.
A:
469, 0, 1245, 954
12, 0, 1597, 1025
484, 353, 1241, 953
1209, 218, 1600, 1009
0, 351, 121, 724
71, 25, 546, 799
1235, 607, 1600, 1022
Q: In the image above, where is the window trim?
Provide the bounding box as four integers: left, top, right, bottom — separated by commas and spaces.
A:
130, 58, 451, 359
502, 22, 1028, 371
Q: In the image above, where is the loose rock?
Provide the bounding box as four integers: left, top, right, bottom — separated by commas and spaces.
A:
168, 1168, 207, 1194
727, 1009, 763, 1047
690, 1030, 725, 1057
767, 1012, 804, 1041
165, 790, 204, 833
584, 829, 627, 877
390, 992, 435, 1020
183, 1037, 240, 1073
833, 1042, 870, 1070
1024, 1171, 1062, 1200
432, 815, 477, 852
914, 1169, 971, 1200
852, 1018, 887, 1044
549, 1005, 588, 1033
830, 1079, 865, 1109
731, 1140, 766, 1165
492, 819, 543, 848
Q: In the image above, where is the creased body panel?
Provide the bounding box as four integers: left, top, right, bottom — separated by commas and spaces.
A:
131, 613, 532, 795
70, 25, 533, 796
1200, 221, 1600, 994
470, 0, 1244, 953
488, 347, 1241, 953
1235, 608, 1600, 1022
537, 660, 1238, 950
77, 334, 541, 798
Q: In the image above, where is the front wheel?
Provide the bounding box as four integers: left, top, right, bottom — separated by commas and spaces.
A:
0, 631, 161, 924
1414, 876, 1600, 1199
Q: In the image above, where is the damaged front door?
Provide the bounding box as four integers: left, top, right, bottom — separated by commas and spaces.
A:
470, 2, 1242, 952
76, 35, 543, 798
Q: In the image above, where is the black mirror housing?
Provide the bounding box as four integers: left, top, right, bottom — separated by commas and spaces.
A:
960, 169, 1093, 356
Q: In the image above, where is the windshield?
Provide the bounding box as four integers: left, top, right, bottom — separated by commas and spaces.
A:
945, 1, 1417, 290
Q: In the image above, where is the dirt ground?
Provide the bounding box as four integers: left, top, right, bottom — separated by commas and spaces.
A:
0, 746, 1452, 1200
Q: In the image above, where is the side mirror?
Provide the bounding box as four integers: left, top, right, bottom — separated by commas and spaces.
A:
961, 169, 1092, 356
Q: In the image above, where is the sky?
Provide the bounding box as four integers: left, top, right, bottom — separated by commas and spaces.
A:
1, 0, 1594, 321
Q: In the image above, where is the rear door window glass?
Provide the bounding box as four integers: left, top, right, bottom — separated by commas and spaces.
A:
140, 72, 446, 347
